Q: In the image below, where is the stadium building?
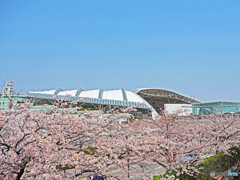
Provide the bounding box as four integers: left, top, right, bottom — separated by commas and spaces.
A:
2, 81, 240, 116
26, 88, 201, 118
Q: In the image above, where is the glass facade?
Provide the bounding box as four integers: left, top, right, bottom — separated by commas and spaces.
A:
192, 102, 240, 115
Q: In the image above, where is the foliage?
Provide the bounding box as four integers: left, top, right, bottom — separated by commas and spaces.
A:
0, 99, 135, 179
1, 97, 240, 179
196, 146, 240, 180
135, 111, 240, 176
84, 145, 97, 155
154, 146, 240, 180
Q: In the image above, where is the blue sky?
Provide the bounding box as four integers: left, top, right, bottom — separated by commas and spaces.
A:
0, 0, 239, 102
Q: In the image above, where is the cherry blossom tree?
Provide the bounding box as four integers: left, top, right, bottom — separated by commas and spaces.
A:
0, 98, 134, 179
130, 111, 240, 177
1, 96, 240, 180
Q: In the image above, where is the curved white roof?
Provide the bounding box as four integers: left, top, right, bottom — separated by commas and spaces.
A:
125, 90, 144, 103
58, 90, 78, 96
29, 88, 148, 104
102, 89, 123, 101
79, 89, 100, 99
28, 88, 200, 105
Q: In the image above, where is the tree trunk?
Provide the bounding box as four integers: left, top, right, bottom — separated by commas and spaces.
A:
16, 161, 28, 180
16, 167, 25, 180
